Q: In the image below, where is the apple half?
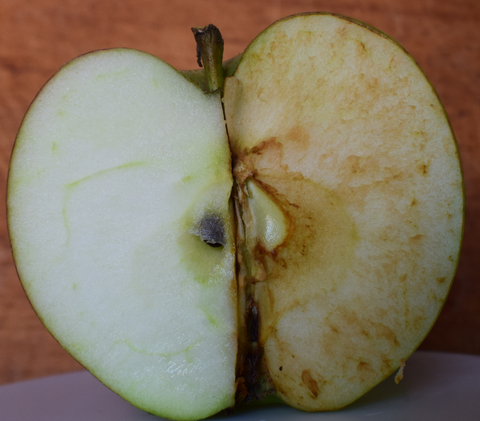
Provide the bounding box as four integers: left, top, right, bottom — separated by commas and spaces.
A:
7, 12, 463, 421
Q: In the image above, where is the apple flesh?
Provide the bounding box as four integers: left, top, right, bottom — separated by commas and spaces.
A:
226, 13, 463, 410
7, 12, 463, 421
8, 49, 237, 420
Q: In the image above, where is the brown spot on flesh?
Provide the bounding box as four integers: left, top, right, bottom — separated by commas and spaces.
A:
356, 361, 376, 383
320, 306, 402, 365
286, 125, 310, 150
380, 355, 394, 375
373, 322, 400, 347
436, 277, 446, 284
250, 137, 280, 155
419, 163, 429, 175
345, 155, 362, 175
301, 369, 320, 398
412, 314, 427, 331
233, 137, 287, 184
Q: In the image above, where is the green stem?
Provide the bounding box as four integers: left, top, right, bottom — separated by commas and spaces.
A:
191, 24, 225, 94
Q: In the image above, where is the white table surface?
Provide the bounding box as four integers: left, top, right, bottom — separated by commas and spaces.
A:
1, 351, 479, 420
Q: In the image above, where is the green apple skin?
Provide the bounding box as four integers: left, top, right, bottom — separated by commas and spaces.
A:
7, 12, 464, 421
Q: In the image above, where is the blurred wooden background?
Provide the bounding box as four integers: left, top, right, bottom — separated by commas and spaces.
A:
0, 0, 479, 386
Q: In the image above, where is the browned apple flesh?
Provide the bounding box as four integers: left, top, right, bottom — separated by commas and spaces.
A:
224, 13, 463, 411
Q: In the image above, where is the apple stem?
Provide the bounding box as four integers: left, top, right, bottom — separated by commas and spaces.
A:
191, 24, 225, 94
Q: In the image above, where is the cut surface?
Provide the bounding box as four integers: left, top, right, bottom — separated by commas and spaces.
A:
225, 13, 463, 410
8, 49, 236, 420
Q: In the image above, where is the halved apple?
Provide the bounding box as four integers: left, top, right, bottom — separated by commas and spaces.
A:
7, 12, 463, 421
8, 49, 237, 420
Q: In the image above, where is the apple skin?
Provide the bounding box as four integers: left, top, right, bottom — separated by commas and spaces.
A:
6, 11, 464, 421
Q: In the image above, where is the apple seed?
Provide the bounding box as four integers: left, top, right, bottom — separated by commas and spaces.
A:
199, 214, 226, 247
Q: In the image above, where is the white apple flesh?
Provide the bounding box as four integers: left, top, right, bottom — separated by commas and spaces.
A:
8, 49, 237, 420
7, 12, 463, 421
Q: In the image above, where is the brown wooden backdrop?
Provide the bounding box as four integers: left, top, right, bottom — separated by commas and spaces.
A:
0, 0, 479, 386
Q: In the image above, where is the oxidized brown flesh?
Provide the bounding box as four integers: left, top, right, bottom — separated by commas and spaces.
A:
227, 13, 463, 411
